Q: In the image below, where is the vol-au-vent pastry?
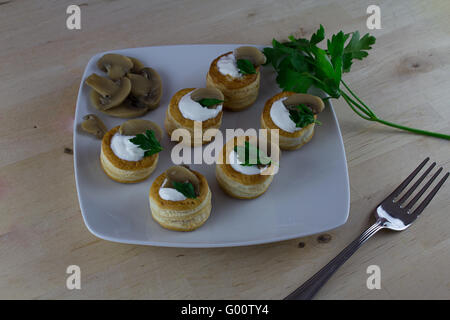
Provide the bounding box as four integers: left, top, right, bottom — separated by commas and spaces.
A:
100, 119, 163, 183
216, 136, 280, 199
206, 46, 266, 111
165, 87, 224, 146
149, 165, 212, 231
260, 92, 324, 150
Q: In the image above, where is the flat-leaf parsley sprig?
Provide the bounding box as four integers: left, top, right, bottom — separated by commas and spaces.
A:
172, 181, 197, 199
237, 59, 256, 75
129, 129, 163, 157
263, 25, 450, 140
288, 103, 321, 128
198, 98, 224, 108
234, 141, 271, 167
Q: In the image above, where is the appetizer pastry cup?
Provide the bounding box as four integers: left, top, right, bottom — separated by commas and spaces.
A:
149, 166, 212, 231
206, 46, 266, 111
260, 92, 324, 150
216, 136, 280, 199
100, 120, 162, 183
164, 87, 223, 146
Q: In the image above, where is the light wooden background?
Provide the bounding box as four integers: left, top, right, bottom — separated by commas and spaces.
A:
0, 0, 449, 299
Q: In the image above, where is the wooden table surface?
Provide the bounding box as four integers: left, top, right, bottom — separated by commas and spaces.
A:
1, 0, 449, 300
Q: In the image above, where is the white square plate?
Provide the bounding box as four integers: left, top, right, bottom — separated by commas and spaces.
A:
74, 45, 350, 248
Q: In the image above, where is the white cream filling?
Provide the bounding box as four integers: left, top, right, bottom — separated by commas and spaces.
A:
110, 133, 144, 162
228, 150, 267, 175
178, 91, 222, 121
217, 53, 242, 78
158, 179, 187, 201
270, 97, 303, 133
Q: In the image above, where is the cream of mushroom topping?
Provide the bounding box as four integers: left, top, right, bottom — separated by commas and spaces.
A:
110, 133, 144, 161
158, 179, 187, 201
217, 53, 242, 78
178, 91, 222, 121
270, 97, 303, 132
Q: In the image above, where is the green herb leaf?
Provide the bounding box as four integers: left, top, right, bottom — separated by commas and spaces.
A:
172, 181, 197, 199
197, 98, 224, 108
288, 104, 321, 128
262, 25, 450, 140
276, 69, 313, 93
236, 59, 256, 75
129, 130, 163, 157
263, 26, 375, 99
342, 31, 376, 72
234, 141, 271, 167
310, 24, 325, 45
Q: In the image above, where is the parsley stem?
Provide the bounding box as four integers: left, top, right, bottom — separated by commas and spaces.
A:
373, 119, 450, 140
340, 80, 376, 117
341, 92, 372, 120
340, 91, 373, 117
340, 89, 450, 140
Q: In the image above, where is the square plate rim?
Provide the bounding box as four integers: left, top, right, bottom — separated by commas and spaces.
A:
73, 44, 350, 248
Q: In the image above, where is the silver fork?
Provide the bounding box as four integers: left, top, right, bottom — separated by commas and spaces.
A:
285, 157, 449, 300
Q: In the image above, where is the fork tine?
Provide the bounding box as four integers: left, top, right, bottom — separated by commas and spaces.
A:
398, 162, 436, 204
389, 157, 429, 198
411, 172, 449, 216
404, 167, 443, 211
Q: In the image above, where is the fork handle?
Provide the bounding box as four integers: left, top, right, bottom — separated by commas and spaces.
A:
285, 219, 386, 300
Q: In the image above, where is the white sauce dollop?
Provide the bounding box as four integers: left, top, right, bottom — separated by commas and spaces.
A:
178, 91, 222, 121
217, 53, 242, 78
270, 97, 303, 133
228, 150, 267, 175
158, 179, 187, 201
110, 133, 144, 161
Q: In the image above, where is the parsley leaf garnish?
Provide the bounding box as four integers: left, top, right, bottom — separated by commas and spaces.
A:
262, 25, 450, 140
236, 59, 256, 75
234, 141, 271, 167
198, 98, 224, 108
288, 104, 321, 128
129, 129, 163, 157
172, 181, 197, 199
343, 31, 376, 72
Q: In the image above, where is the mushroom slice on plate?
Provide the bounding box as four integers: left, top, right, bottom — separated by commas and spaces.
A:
234, 46, 267, 67
81, 114, 108, 139
119, 119, 163, 141
163, 165, 201, 196
97, 54, 133, 80
128, 57, 145, 73
283, 93, 325, 114
128, 67, 163, 110
190, 87, 224, 109
98, 98, 148, 118
86, 74, 131, 110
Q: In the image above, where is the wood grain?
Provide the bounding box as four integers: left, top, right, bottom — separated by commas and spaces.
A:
0, 0, 449, 299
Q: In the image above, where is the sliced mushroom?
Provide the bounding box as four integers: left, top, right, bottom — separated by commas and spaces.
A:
86, 74, 131, 110
127, 67, 162, 110
164, 165, 200, 196
119, 119, 162, 141
81, 114, 108, 139
97, 54, 133, 80
128, 57, 145, 73
283, 93, 325, 114
97, 98, 149, 118
190, 87, 224, 109
234, 46, 267, 66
